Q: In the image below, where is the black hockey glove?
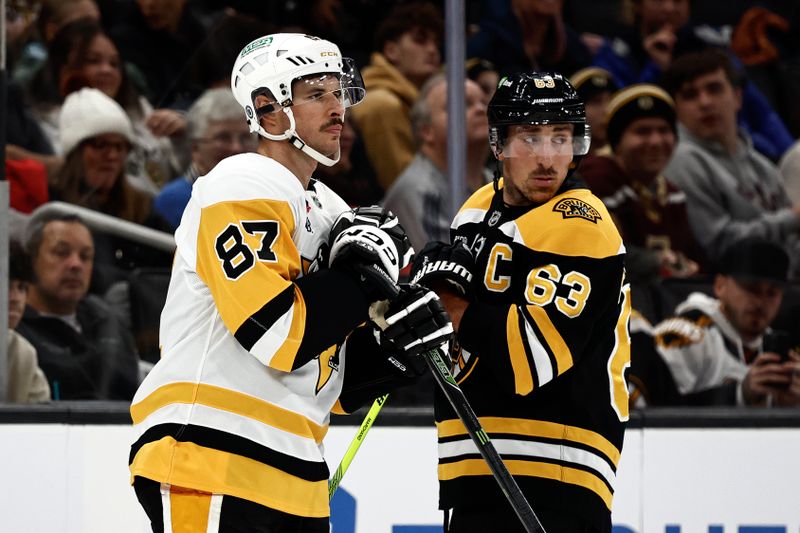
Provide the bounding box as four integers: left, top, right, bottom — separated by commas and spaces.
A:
410, 240, 475, 298
328, 206, 413, 302
372, 284, 454, 377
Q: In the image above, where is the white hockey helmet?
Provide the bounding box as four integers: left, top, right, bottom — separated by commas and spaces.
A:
230, 33, 366, 166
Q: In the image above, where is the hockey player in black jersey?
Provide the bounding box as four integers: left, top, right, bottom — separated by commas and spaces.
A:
411, 72, 631, 533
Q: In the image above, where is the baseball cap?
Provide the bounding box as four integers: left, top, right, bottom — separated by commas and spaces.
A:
716, 237, 790, 285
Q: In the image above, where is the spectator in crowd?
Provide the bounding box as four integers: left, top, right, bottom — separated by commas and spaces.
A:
569, 66, 619, 155
16, 213, 141, 400
51, 88, 172, 290
312, 115, 383, 207
467, 0, 592, 77
154, 88, 256, 229
383, 74, 491, 251
3, 0, 61, 167
627, 310, 682, 408
185, 11, 273, 92
594, 0, 690, 86
780, 140, 800, 204
661, 49, 800, 276
730, 5, 800, 139
6, 240, 51, 404
11, 0, 101, 85
349, 1, 443, 192
411, 72, 628, 532
579, 83, 706, 284
109, 0, 224, 109
25, 18, 184, 191
593, 0, 794, 161
655, 237, 800, 406
466, 57, 500, 101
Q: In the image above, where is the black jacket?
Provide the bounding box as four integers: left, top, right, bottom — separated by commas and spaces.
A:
16, 296, 140, 400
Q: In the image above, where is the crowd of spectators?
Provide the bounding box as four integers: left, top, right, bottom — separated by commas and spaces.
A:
3, 0, 799, 408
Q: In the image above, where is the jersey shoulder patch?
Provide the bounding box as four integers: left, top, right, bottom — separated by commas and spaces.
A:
513, 188, 622, 258
552, 196, 603, 223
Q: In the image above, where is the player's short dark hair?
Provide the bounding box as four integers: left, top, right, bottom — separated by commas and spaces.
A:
660, 48, 742, 97
24, 212, 88, 260
374, 1, 443, 53
9, 239, 33, 283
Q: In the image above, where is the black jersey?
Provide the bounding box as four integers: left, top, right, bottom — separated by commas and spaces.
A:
437, 178, 631, 531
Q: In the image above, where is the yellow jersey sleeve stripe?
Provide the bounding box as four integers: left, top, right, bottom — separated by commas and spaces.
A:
506, 306, 534, 395
266, 285, 308, 372
330, 400, 348, 415
436, 417, 620, 465
131, 382, 328, 443
526, 304, 573, 376
437, 459, 613, 510
130, 437, 329, 517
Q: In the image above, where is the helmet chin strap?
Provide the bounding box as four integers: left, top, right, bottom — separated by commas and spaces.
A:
255, 108, 341, 167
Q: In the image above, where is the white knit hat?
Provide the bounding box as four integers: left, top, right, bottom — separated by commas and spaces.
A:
59, 87, 135, 155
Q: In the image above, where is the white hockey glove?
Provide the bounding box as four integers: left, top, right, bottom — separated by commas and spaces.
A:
371, 284, 454, 377
410, 240, 475, 298
328, 206, 413, 301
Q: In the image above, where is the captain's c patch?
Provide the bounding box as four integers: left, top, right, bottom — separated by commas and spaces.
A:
552, 198, 602, 223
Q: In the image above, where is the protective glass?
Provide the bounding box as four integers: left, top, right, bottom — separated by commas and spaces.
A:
499, 124, 591, 158
289, 58, 366, 109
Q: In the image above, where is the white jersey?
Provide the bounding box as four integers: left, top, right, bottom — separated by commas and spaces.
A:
654, 292, 760, 404
129, 153, 352, 518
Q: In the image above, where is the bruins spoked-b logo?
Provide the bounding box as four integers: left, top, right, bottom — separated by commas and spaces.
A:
553, 198, 602, 223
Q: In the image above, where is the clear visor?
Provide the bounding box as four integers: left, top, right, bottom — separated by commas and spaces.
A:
498, 124, 591, 158
285, 58, 365, 110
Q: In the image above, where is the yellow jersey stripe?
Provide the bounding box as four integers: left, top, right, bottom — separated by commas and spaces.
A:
438, 458, 613, 510
506, 306, 534, 395
610, 285, 632, 421
130, 437, 329, 518
269, 286, 308, 372
131, 382, 328, 444
168, 486, 213, 532
526, 304, 572, 376
436, 417, 620, 465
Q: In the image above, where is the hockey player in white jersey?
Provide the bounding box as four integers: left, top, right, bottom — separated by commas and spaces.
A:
128, 33, 452, 533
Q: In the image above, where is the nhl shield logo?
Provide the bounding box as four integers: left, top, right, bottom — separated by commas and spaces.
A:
553, 198, 602, 223
488, 211, 502, 227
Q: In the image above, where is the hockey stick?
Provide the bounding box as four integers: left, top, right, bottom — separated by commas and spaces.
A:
424, 346, 546, 533
328, 394, 389, 499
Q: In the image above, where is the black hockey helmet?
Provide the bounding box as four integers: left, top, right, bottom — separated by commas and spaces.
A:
488, 72, 591, 160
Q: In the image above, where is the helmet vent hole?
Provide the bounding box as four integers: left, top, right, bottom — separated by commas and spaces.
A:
240, 64, 254, 75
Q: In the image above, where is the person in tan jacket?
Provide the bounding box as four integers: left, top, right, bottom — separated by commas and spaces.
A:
349, 1, 443, 192
6, 240, 50, 403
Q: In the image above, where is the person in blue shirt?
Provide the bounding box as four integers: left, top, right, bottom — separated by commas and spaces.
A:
593, 0, 794, 162
154, 88, 256, 229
